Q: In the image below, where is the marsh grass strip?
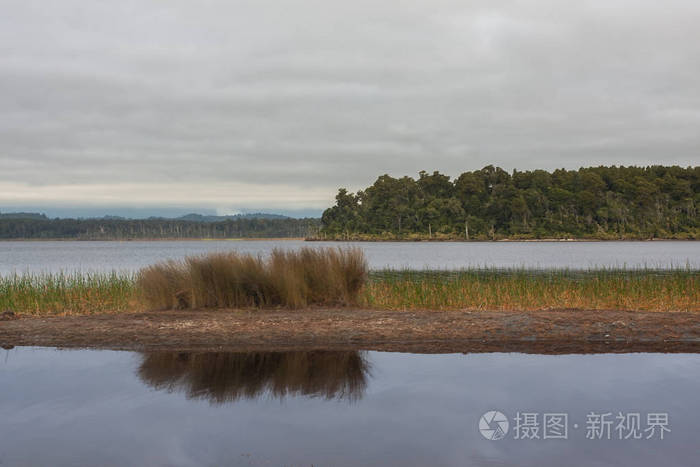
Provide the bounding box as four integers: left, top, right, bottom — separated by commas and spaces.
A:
1, 262, 697, 315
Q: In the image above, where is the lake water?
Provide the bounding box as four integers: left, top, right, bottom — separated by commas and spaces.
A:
0, 347, 697, 466
0, 240, 698, 274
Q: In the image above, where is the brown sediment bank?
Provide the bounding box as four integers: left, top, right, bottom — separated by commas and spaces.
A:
1, 309, 698, 354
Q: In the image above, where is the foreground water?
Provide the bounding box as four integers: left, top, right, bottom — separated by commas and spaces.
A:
0, 347, 697, 466
1, 240, 698, 274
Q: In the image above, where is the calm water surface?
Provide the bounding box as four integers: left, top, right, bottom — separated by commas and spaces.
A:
0, 240, 698, 274
0, 347, 697, 466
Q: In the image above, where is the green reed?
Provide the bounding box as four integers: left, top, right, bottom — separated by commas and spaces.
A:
0, 271, 138, 315
363, 268, 699, 312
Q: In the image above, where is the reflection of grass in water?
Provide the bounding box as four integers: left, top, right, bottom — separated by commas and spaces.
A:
137, 351, 371, 404
364, 268, 700, 312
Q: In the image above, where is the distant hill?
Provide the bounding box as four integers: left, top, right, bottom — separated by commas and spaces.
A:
0, 212, 291, 221
175, 213, 289, 222
0, 210, 321, 239
0, 212, 48, 220
0, 216, 320, 240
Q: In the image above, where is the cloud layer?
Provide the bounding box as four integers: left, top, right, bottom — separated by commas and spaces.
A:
1, 0, 699, 212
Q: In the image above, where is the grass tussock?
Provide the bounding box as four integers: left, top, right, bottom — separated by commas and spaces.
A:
364, 268, 700, 312
137, 247, 368, 310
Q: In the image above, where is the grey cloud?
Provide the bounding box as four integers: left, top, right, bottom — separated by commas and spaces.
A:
1, 0, 699, 211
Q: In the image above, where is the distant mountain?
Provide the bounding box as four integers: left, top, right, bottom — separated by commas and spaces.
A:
174, 213, 290, 222
0, 212, 291, 221
0, 215, 320, 239
0, 212, 48, 220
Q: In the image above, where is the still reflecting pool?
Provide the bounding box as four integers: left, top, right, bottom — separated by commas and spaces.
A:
1, 348, 699, 466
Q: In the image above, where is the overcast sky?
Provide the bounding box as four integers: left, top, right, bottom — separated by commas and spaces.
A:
1, 0, 699, 217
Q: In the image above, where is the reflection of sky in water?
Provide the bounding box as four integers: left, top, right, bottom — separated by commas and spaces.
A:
1, 240, 699, 274
0, 348, 698, 466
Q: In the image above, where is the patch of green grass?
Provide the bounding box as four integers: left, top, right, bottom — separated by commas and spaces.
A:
0, 271, 138, 315
364, 268, 699, 312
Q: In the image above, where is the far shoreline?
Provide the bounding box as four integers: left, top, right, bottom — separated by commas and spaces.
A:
0, 237, 697, 242
0, 237, 307, 242
307, 237, 698, 243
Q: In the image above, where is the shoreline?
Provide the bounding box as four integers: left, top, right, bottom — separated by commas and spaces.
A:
308, 237, 698, 243
0, 237, 697, 242
0, 237, 307, 242
2, 308, 698, 354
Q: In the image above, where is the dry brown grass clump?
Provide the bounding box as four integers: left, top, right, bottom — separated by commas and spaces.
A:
137, 247, 368, 310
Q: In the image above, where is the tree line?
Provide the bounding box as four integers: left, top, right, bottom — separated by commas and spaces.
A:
320, 165, 699, 240
0, 217, 321, 240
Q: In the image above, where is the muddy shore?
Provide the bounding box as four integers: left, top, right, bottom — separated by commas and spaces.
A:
1, 309, 699, 354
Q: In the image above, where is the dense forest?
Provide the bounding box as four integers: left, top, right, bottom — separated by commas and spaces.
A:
0, 217, 321, 240
320, 166, 699, 240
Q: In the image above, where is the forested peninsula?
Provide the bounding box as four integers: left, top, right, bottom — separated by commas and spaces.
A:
320, 165, 699, 240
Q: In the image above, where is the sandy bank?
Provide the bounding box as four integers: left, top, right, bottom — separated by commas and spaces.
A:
1, 309, 699, 354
